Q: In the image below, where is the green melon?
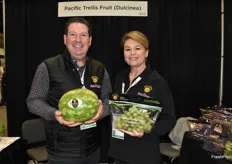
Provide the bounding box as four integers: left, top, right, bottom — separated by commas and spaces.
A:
58, 88, 99, 122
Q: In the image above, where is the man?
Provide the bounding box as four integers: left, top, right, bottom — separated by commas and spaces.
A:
27, 17, 112, 164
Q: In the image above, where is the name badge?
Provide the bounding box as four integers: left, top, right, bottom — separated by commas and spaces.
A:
80, 122, 97, 130
112, 128, 124, 140
112, 115, 124, 140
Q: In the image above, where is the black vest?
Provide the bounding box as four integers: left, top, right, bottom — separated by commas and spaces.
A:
44, 53, 105, 158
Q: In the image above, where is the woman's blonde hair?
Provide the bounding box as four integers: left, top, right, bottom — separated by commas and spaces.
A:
121, 31, 149, 50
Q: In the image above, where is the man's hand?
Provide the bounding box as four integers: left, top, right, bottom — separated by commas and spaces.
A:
85, 100, 104, 124
118, 128, 144, 138
55, 110, 82, 127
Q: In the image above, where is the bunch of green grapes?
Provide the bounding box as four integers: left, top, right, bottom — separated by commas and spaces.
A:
114, 106, 153, 133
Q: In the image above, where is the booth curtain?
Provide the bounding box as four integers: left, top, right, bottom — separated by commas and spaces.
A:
5, 0, 232, 137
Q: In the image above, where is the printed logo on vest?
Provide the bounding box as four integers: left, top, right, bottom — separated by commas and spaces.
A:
91, 76, 99, 83
90, 84, 101, 88
137, 92, 150, 98
112, 94, 119, 100
144, 85, 152, 93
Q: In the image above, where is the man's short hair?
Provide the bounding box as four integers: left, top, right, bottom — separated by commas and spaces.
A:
64, 17, 92, 36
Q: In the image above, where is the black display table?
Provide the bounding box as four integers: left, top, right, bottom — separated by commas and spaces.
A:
0, 137, 27, 164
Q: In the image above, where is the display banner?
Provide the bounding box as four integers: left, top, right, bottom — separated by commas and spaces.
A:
58, 1, 147, 17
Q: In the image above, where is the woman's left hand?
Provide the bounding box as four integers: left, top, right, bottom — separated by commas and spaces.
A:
118, 128, 144, 138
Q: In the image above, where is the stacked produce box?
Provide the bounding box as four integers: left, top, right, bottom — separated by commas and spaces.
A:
188, 106, 232, 160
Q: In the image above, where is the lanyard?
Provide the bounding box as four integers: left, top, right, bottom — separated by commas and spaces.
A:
122, 76, 142, 94
79, 67, 86, 88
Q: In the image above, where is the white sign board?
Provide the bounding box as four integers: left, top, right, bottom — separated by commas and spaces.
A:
58, 1, 148, 17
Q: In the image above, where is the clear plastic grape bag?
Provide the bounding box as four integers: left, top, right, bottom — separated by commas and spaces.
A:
109, 94, 162, 139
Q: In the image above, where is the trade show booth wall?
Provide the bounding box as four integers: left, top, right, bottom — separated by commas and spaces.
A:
4, 0, 232, 140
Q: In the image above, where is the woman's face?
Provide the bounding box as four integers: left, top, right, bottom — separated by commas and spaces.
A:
123, 39, 148, 68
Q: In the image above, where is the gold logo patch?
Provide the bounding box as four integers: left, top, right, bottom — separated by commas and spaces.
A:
144, 85, 152, 93
112, 94, 119, 100
91, 76, 99, 83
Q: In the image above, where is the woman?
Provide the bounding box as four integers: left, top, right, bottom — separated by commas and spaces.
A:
108, 31, 176, 164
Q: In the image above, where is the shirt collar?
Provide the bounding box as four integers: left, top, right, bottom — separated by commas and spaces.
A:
126, 64, 152, 80
71, 56, 89, 70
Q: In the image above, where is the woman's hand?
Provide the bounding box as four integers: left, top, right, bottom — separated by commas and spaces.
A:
55, 110, 82, 127
84, 100, 104, 124
118, 128, 144, 138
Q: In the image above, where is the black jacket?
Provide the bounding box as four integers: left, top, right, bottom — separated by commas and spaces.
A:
44, 52, 105, 158
108, 66, 176, 164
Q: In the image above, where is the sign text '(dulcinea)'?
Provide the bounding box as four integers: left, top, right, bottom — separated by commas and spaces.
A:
64, 5, 142, 11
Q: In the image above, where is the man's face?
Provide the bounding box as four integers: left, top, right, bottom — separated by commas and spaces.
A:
64, 22, 92, 60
